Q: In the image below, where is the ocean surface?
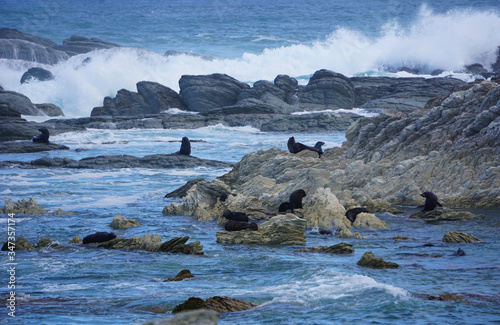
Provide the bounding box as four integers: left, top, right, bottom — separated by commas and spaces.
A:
1, 1, 500, 324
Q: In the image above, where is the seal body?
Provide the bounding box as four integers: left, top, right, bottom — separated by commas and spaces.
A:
278, 202, 294, 213
177, 136, 191, 155
420, 191, 443, 211
289, 189, 306, 209
345, 207, 369, 223
223, 209, 249, 222
224, 220, 258, 231
32, 127, 50, 144
287, 137, 324, 158
82, 232, 117, 244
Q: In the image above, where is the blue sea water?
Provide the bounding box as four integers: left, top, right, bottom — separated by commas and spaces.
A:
1, 1, 500, 324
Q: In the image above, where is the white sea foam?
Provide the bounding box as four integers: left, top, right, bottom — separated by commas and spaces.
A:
292, 108, 379, 117
0, 7, 498, 117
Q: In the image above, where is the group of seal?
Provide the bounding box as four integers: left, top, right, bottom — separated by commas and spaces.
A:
278, 189, 306, 213
32, 127, 50, 144
222, 209, 258, 231
287, 137, 324, 158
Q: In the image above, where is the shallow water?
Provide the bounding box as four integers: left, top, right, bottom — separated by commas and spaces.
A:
1, 128, 499, 324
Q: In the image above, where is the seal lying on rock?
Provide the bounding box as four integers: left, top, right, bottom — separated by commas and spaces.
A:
419, 191, 443, 211
177, 136, 191, 155
278, 202, 295, 213
224, 220, 258, 231
345, 207, 369, 222
32, 127, 50, 144
82, 232, 117, 244
287, 136, 324, 158
223, 209, 249, 222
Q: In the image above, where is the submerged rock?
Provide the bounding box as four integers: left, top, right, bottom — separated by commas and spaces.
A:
69, 236, 82, 244
36, 237, 60, 249
410, 208, 484, 222
143, 309, 219, 325
164, 269, 195, 282
442, 231, 481, 243
298, 242, 354, 254
357, 251, 399, 269
172, 296, 257, 314
0, 142, 70, 154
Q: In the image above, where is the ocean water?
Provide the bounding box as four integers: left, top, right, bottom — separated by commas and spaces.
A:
1, 1, 500, 324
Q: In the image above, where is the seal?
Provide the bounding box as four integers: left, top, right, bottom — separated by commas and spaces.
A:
345, 207, 369, 223
278, 202, 294, 213
287, 137, 324, 158
82, 232, 117, 244
222, 209, 249, 222
289, 189, 306, 209
32, 127, 50, 144
224, 220, 258, 231
419, 191, 443, 211
177, 136, 191, 155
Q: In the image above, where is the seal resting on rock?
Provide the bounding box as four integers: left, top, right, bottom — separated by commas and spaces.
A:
289, 189, 306, 209
82, 232, 117, 244
278, 202, 294, 213
32, 127, 50, 144
345, 207, 369, 223
419, 191, 443, 211
223, 209, 249, 222
287, 136, 324, 158
177, 136, 191, 155
224, 220, 258, 231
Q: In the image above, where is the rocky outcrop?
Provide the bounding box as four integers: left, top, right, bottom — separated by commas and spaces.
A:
36, 237, 60, 249
164, 269, 195, 282
215, 214, 306, 245
1, 197, 47, 215
0, 141, 69, 154
410, 208, 484, 222
298, 242, 354, 254
53, 35, 119, 56
1, 236, 35, 251
35, 103, 64, 116
357, 251, 399, 269
0, 89, 41, 115
442, 231, 481, 243
97, 234, 203, 255
109, 214, 141, 229
172, 296, 257, 314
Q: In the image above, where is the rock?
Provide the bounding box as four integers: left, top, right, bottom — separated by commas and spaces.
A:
98, 233, 162, 252
172, 296, 256, 314
164, 178, 205, 198
357, 251, 399, 269
164, 269, 195, 282
0, 141, 70, 154
492, 46, 500, 75
352, 212, 390, 229
179, 73, 250, 112
235, 79, 297, 114
69, 236, 82, 244
158, 236, 204, 255
35, 103, 64, 116
54, 35, 119, 56
143, 309, 219, 325
1, 197, 47, 215
393, 234, 412, 241
216, 214, 306, 245
20, 67, 54, 84
36, 237, 59, 249
0, 38, 69, 64
0, 28, 58, 48
297, 69, 355, 110
109, 214, 141, 229
298, 242, 354, 254
0, 89, 40, 115
426, 293, 467, 302
51, 208, 74, 215
442, 231, 481, 243
0, 102, 22, 119
172, 297, 207, 314
91, 89, 151, 117
410, 208, 484, 222
464, 63, 491, 78
137, 81, 183, 112
2, 236, 35, 251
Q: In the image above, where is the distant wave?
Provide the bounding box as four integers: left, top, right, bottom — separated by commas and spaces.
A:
0, 5, 498, 117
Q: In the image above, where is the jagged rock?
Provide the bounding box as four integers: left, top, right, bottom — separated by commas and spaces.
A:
69, 236, 82, 244
393, 234, 412, 241
172, 296, 256, 314
143, 309, 219, 325
158, 236, 204, 255
1, 236, 34, 251
164, 178, 205, 198
137, 81, 183, 112
98, 233, 162, 251
164, 269, 195, 282
35, 103, 64, 116
0, 89, 40, 115
54, 35, 119, 56
410, 208, 484, 222
0, 141, 70, 154
357, 251, 399, 269
297, 69, 355, 110
36, 237, 59, 249
109, 214, 141, 229
1, 197, 47, 215
298, 242, 354, 254
179, 73, 250, 112
352, 212, 390, 229
20, 67, 54, 84
442, 231, 481, 243
426, 293, 467, 302
51, 208, 74, 215
216, 214, 306, 245
172, 297, 207, 314
91, 89, 151, 117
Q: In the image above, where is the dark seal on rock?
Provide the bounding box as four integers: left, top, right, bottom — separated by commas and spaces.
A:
177, 136, 191, 155
345, 207, 369, 222
419, 191, 443, 211
287, 136, 324, 158
222, 209, 249, 222
82, 232, 117, 244
32, 127, 50, 144
289, 189, 306, 209
278, 202, 294, 213
224, 220, 258, 231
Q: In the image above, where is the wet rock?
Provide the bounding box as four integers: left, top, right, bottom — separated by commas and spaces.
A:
164, 269, 195, 282
0, 37, 69, 64
158, 236, 204, 255
109, 214, 141, 229
35, 103, 64, 117
143, 309, 219, 325
69, 236, 82, 244
51, 208, 75, 215
164, 178, 205, 198
0, 142, 70, 154
137, 81, 183, 112
98, 233, 161, 251
54, 35, 119, 56
1, 236, 34, 251
36, 237, 59, 249
20, 67, 54, 84
298, 242, 354, 254
410, 208, 484, 222
172, 296, 256, 314
0, 89, 40, 115
172, 297, 208, 314
442, 231, 481, 243
1, 197, 47, 215
352, 212, 389, 229
426, 293, 467, 302
393, 234, 412, 241
357, 251, 399, 269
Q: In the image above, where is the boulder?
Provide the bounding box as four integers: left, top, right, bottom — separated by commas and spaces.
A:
69, 236, 82, 244
0, 28, 57, 48
410, 208, 484, 222
163, 269, 195, 282
109, 214, 141, 229
216, 214, 306, 245
158, 236, 204, 255
0, 90, 40, 115
20, 67, 54, 84
35, 103, 64, 116
36, 237, 59, 249
297, 69, 355, 110
137, 81, 183, 112
164, 178, 205, 199
0, 38, 69, 64
91, 89, 151, 117
298, 242, 354, 254
172, 296, 256, 314
0, 142, 69, 154
352, 212, 389, 229
442, 231, 481, 243
98, 233, 162, 252
179, 73, 250, 112
235, 79, 297, 114
357, 251, 399, 269
51, 208, 74, 215
7, 236, 35, 251
172, 297, 207, 314
1, 197, 47, 215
